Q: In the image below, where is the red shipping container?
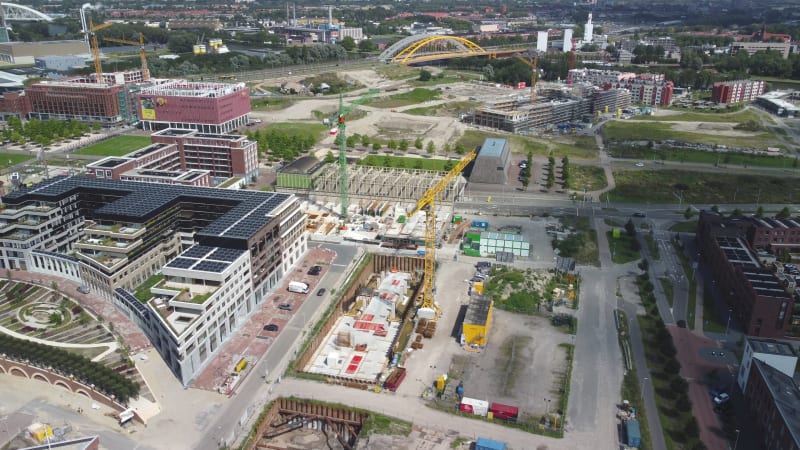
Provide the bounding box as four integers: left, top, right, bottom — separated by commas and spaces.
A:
489, 403, 519, 421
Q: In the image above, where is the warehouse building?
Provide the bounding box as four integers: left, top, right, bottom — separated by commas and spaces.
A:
0, 176, 306, 385
756, 91, 799, 118
470, 138, 510, 184
461, 295, 493, 348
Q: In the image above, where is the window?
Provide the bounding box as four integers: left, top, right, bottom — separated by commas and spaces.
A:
96, 170, 104, 177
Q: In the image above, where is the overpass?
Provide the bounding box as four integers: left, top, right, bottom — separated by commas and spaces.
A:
378, 33, 529, 64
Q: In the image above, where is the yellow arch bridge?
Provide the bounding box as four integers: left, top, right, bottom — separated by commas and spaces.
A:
379, 34, 523, 64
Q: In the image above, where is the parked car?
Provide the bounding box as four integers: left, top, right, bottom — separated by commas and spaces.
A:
77, 285, 90, 294
308, 265, 322, 275
278, 303, 292, 311
709, 386, 727, 398
713, 393, 730, 405
676, 320, 687, 328
263, 324, 279, 332
635, 162, 645, 167
518, 161, 528, 169
316, 288, 326, 296
632, 212, 646, 218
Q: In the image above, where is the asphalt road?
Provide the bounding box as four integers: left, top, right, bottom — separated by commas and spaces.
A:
198, 243, 358, 450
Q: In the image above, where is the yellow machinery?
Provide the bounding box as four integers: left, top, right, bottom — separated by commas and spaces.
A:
87, 19, 113, 85
103, 33, 150, 81
514, 52, 539, 104
408, 150, 477, 316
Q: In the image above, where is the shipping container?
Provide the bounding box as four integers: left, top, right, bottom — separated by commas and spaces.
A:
475, 437, 507, 450
489, 403, 519, 421
626, 419, 642, 447
383, 367, 406, 392
460, 397, 489, 416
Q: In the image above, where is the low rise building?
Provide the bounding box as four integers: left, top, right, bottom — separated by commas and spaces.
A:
756, 91, 800, 118
461, 295, 493, 347
741, 358, 800, 450
470, 138, 510, 184
738, 337, 798, 392
731, 40, 791, 59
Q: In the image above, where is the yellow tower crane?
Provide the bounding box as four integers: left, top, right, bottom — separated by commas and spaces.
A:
408, 149, 477, 317
102, 33, 151, 82
513, 52, 540, 104
87, 19, 113, 85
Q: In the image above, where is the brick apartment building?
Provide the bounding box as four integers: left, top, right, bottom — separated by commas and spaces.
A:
569, 69, 673, 106
742, 358, 800, 450
711, 80, 766, 104
697, 211, 800, 339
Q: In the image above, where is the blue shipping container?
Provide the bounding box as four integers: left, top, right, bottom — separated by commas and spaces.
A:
471, 220, 489, 230
626, 419, 642, 448
476, 437, 507, 450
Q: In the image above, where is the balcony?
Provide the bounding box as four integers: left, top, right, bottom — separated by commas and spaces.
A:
74, 237, 141, 254
84, 221, 146, 239
153, 278, 218, 305
74, 251, 126, 272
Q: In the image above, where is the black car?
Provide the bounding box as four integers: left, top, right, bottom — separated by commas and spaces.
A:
278, 303, 292, 311
308, 265, 322, 275
632, 212, 646, 218
263, 324, 279, 332
317, 288, 326, 296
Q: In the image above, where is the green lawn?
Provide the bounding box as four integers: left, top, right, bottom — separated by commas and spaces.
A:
670, 220, 698, 233
630, 108, 763, 123
0, 153, 35, 170
645, 232, 660, 259
251, 97, 293, 111
369, 88, 441, 108
356, 155, 450, 171
659, 277, 674, 307
553, 216, 600, 266
456, 130, 598, 159
603, 121, 781, 150
609, 145, 796, 169
263, 122, 329, 142
567, 165, 607, 191
607, 231, 641, 264
75, 135, 151, 157
609, 170, 800, 204
672, 241, 697, 330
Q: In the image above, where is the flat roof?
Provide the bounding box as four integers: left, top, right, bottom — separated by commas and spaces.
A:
2, 176, 293, 242
752, 359, 800, 448
465, 295, 492, 327
748, 337, 798, 357
280, 156, 322, 175
478, 138, 507, 159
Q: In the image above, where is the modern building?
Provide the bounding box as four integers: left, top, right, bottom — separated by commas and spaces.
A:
562, 29, 573, 52
591, 88, 632, 114
741, 358, 800, 450
470, 87, 592, 133
470, 138, 510, 184
568, 69, 673, 106
711, 80, 766, 104
731, 41, 791, 59
85, 142, 212, 187
461, 295, 493, 347
697, 211, 800, 339
536, 31, 548, 52
0, 40, 87, 65
0, 176, 306, 384
583, 13, 594, 43
738, 337, 798, 392
35, 55, 87, 72
23, 80, 129, 125
136, 80, 250, 133
150, 128, 259, 181
276, 156, 325, 191
746, 216, 800, 252
756, 91, 800, 118
0, 89, 30, 120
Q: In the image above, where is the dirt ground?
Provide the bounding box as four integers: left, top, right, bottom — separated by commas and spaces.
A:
448, 311, 572, 422
666, 121, 761, 137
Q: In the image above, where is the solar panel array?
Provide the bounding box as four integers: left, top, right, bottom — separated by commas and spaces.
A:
0, 175, 293, 242
162, 244, 246, 274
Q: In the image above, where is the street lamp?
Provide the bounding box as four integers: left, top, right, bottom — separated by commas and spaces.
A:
733, 428, 740, 450
544, 398, 551, 416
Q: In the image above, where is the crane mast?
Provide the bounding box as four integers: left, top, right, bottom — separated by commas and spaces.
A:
333, 89, 377, 218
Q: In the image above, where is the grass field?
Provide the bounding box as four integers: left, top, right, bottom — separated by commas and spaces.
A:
251, 97, 293, 111
604, 121, 781, 150
356, 155, 450, 171
75, 135, 151, 157
0, 153, 35, 170
263, 122, 329, 142
554, 216, 599, 266
673, 240, 697, 330
609, 146, 796, 169
659, 277, 674, 307
456, 130, 598, 159
609, 170, 800, 204
631, 108, 763, 123
645, 232, 660, 259
369, 88, 441, 108
607, 231, 641, 264
670, 220, 698, 233
567, 165, 607, 191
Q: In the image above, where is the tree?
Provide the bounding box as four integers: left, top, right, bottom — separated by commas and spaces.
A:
455, 143, 466, 155
345, 135, 357, 148
418, 69, 432, 82
340, 36, 356, 52
711, 205, 720, 213
324, 151, 336, 163
372, 142, 381, 151
756, 206, 765, 218
361, 135, 370, 146
426, 141, 435, 154
625, 219, 637, 237
443, 143, 452, 155
684, 207, 695, 220
778, 206, 791, 218
414, 137, 423, 150
358, 39, 377, 52
399, 139, 409, 152
387, 139, 397, 150
92, 122, 102, 132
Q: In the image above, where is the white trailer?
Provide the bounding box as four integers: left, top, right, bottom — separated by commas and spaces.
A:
288, 281, 309, 294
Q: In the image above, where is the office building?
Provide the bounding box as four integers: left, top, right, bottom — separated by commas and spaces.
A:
741, 359, 800, 450
738, 337, 798, 392
0, 176, 306, 384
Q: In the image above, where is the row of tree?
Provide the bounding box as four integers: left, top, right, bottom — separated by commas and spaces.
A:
0, 334, 140, 403
244, 128, 316, 161
3, 117, 95, 147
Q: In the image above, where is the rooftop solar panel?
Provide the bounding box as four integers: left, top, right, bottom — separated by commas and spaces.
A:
167, 257, 196, 269
193, 261, 229, 273
183, 245, 215, 258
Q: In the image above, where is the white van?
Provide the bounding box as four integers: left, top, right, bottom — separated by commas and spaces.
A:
287, 281, 309, 294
